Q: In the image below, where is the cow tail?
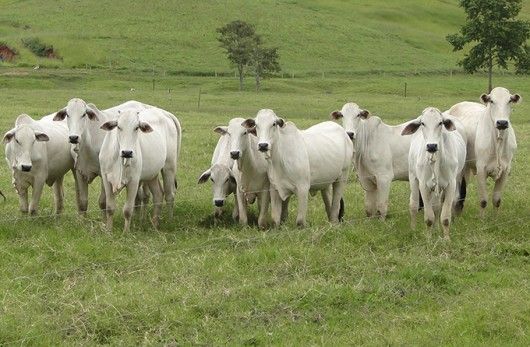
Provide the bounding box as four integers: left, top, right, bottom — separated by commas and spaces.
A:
339, 198, 345, 222
0, 190, 5, 201
455, 176, 466, 213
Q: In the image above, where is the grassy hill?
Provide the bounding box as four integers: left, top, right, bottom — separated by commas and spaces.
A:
0, 0, 528, 74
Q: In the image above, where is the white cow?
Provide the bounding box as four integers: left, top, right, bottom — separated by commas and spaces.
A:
198, 127, 238, 221
331, 102, 418, 219
243, 109, 353, 227
4, 114, 74, 215
402, 107, 466, 240
447, 87, 520, 217
99, 108, 180, 231
225, 117, 270, 228
53, 98, 150, 214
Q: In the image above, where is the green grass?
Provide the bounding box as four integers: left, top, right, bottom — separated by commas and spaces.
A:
0, 69, 528, 345
0, 0, 528, 74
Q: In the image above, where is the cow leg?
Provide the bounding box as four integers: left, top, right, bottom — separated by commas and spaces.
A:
419, 185, 435, 239
492, 171, 508, 213
375, 177, 391, 220
162, 168, 176, 218
29, 178, 45, 215
71, 169, 80, 213
52, 176, 65, 215
257, 190, 270, 228
295, 186, 309, 227
98, 179, 107, 218
135, 183, 145, 219
409, 177, 420, 230
440, 182, 456, 241
330, 181, 345, 224
18, 185, 29, 214
236, 187, 248, 226
281, 196, 290, 222
476, 165, 489, 218
123, 180, 140, 233
270, 189, 283, 227
321, 186, 332, 221
76, 170, 89, 216
147, 178, 163, 229
102, 178, 115, 231
362, 179, 377, 217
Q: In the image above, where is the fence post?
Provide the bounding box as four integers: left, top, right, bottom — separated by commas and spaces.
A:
197, 88, 202, 110
404, 82, 407, 98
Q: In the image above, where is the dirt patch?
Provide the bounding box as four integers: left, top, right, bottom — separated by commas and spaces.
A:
0, 43, 18, 62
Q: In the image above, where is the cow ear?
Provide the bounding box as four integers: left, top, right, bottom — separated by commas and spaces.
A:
401, 121, 421, 135
330, 110, 343, 120
198, 170, 211, 184
510, 94, 521, 104
3, 131, 15, 144
213, 126, 227, 135
138, 122, 153, 133
442, 118, 456, 131
100, 120, 118, 131
275, 118, 285, 128
359, 110, 370, 119
85, 107, 99, 121
480, 94, 491, 104
35, 132, 50, 142
53, 109, 67, 121
241, 119, 256, 129
246, 127, 257, 136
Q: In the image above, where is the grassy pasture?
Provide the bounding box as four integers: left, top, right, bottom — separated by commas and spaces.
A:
0, 69, 528, 345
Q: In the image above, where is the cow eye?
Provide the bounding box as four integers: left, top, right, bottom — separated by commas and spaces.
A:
438, 121, 443, 126
81, 113, 86, 118
210, 178, 214, 183
117, 126, 122, 131
15, 139, 20, 145
134, 126, 139, 131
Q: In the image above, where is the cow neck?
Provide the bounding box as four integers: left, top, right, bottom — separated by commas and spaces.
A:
426, 132, 454, 195
354, 118, 381, 174
238, 135, 263, 191
484, 106, 509, 177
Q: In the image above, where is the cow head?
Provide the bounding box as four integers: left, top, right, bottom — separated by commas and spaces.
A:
198, 163, 236, 207
330, 102, 370, 140
100, 110, 153, 161
480, 87, 521, 131
3, 114, 49, 172
220, 117, 251, 160
53, 98, 100, 145
243, 109, 283, 154
401, 107, 456, 155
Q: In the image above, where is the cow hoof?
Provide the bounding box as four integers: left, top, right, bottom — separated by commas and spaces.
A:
425, 219, 434, 227
493, 199, 501, 208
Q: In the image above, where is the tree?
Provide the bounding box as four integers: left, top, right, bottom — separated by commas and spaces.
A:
217, 20, 259, 91
447, 0, 530, 92
250, 43, 281, 91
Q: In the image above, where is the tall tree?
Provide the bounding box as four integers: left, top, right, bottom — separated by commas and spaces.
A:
217, 20, 259, 91
447, 0, 530, 92
250, 43, 281, 91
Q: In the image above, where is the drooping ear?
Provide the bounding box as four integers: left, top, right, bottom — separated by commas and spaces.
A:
401, 121, 421, 135
3, 130, 15, 144
85, 104, 99, 121
138, 122, 153, 133
330, 110, 343, 120
241, 119, 256, 129
359, 110, 370, 119
34, 132, 50, 142
442, 118, 456, 131
100, 120, 118, 131
213, 126, 228, 135
246, 127, 257, 136
480, 93, 491, 104
274, 118, 285, 128
53, 108, 67, 121
198, 170, 211, 184
510, 94, 521, 104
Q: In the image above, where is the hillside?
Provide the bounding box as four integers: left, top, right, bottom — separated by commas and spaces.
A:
0, 0, 528, 75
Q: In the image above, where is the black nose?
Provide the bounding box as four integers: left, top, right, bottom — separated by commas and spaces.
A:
21, 165, 32, 172
214, 199, 224, 207
426, 144, 438, 153
230, 151, 240, 160
346, 131, 354, 140
258, 143, 268, 152
69, 135, 79, 144
121, 150, 133, 158
496, 120, 509, 130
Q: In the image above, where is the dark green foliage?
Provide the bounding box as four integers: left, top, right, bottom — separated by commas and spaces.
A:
21, 37, 59, 58
217, 20, 259, 91
447, 0, 530, 91
250, 43, 281, 91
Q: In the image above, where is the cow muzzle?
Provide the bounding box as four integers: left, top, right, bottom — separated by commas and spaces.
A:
426, 143, 438, 153
258, 143, 269, 152
214, 199, 224, 207
496, 120, 509, 130
69, 135, 79, 144
21, 164, 32, 172
230, 151, 240, 160
346, 131, 354, 140
121, 150, 133, 158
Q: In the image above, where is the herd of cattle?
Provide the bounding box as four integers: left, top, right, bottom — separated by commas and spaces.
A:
3, 87, 520, 239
